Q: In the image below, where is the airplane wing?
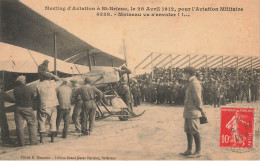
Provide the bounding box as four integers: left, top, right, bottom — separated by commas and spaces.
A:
0, 0, 125, 67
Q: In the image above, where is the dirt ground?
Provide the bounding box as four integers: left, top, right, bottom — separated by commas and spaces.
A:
0, 101, 259, 160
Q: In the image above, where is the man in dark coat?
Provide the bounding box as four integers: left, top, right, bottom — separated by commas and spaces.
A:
250, 81, 259, 102
144, 84, 150, 102
13, 75, 37, 146
241, 80, 250, 103
162, 82, 168, 103
234, 81, 241, 101
0, 80, 14, 144
71, 79, 83, 132
219, 84, 227, 106
212, 81, 220, 108
151, 84, 157, 103
203, 83, 211, 105
167, 83, 174, 104
131, 83, 141, 107
139, 83, 145, 102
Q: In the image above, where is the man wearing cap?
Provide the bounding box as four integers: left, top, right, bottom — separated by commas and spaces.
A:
151, 83, 157, 103
13, 75, 37, 146
0, 80, 14, 144
180, 66, 206, 157
75, 77, 103, 135
241, 80, 250, 103
35, 72, 62, 143
71, 79, 83, 132
38, 59, 51, 81
117, 81, 132, 110
250, 80, 258, 102
131, 83, 141, 107
56, 80, 72, 138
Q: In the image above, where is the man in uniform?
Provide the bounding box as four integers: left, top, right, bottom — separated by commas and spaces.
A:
250, 80, 259, 102
143, 84, 149, 102
117, 81, 132, 110
219, 83, 227, 106
172, 81, 179, 104
38, 59, 51, 81
71, 79, 83, 132
167, 82, 174, 104
234, 81, 241, 101
176, 84, 185, 105
0, 80, 14, 144
75, 77, 103, 135
139, 83, 145, 102
157, 82, 163, 104
203, 82, 212, 105
229, 82, 236, 103
241, 80, 250, 103
13, 75, 37, 146
56, 80, 72, 138
161, 82, 168, 104
35, 73, 62, 143
151, 83, 157, 103
212, 81, 220, 108
208, 82, 213, 105
131, 83, 141, 107
180, 67, 206, 157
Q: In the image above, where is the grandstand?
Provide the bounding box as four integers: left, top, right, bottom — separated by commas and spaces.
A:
134, 53, 260, 77
134, 53, 260, 106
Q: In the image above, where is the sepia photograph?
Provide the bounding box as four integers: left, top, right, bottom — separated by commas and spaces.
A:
0, 0, 259, 160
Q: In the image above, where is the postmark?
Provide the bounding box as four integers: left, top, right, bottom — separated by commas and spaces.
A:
220, 107, 255, 149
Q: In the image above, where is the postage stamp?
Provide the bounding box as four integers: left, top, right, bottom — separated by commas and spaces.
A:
220, 107, 255, 149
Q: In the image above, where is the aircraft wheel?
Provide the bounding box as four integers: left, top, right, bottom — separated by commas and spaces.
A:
95, 111, 100, 118
118, 110, 129, 121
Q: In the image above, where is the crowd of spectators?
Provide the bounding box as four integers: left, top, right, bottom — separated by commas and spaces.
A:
133, 66, 260, 107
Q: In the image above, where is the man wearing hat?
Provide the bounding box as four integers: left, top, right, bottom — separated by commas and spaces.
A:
56, 80, 72, 138
71, 79, 83, 132
0, 80, 14, 144
38, 59, 51, 81
35, 72, 62, 143
75, 77, 103, 135
180, 66, 206, 157
13, 75, 37, 146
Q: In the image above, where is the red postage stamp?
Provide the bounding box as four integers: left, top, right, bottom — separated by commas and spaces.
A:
220, 107, 255, 149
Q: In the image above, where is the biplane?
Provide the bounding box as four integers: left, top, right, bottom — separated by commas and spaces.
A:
0, 0, 145, 121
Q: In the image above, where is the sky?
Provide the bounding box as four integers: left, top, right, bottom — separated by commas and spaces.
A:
18, 0, 259, 71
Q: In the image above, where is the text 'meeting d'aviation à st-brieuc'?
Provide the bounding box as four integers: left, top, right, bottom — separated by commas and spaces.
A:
44, 6, 243, 12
